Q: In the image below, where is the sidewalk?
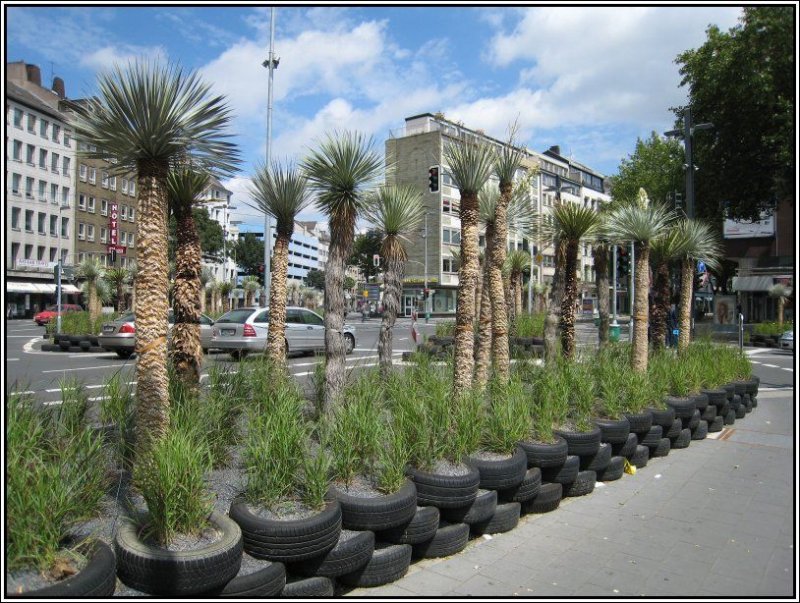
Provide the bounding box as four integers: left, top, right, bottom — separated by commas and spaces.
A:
346, 387, 795, 597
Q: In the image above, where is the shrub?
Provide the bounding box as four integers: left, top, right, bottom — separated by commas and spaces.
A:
46, 311, 116, 338
301, 445, 332, 510
753, 321, 793, 336
375, 422, 411, 494
435, 320, 456, 337
482, 378, 531, 454
513, 312, 545, 338
100, 373, 136, 470
448, 386, 483, 461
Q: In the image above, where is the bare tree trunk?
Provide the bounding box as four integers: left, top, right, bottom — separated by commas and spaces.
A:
506, 277, 516, 337
594, 243, 610, 346
678, 258, 693, 353
266, 235, 290, 364
631, 242, 651, 372
515, 273, 523, 318
88, 285, 99, 322
453, 191, 480, 398
474, 230, 493, 388
379, 255, 403, 377
777, 297, 785, 328
491, 183, 511, 380
171, 203, 202, 390
134, 164, 170, 457
199, 286, 205, 314
544, 239, 566, 363
559, 239, 579, 359
649, 260, 670, 352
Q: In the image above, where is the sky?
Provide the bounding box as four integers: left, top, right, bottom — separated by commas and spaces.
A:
5, 3, 744, 233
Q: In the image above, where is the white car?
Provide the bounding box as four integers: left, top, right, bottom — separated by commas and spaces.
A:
779, 330, 793, 352
211, 306, 356, 361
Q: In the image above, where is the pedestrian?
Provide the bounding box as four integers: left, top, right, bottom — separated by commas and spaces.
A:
667, 301, 678, 347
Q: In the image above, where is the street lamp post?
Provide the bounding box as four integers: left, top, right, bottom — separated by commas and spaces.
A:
423, 213, 430, 323
262, 7, 279, 307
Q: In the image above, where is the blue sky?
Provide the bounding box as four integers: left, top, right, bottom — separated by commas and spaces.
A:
5, 4, 743, 232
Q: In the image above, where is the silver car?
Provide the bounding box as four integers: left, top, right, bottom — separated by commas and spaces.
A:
780, 329, 793, 352
98, 310, 215, 359
211, 306, 356, 361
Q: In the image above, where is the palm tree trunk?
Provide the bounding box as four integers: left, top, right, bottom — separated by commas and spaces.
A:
117, 283, 125, 313
324, 217, 354, 412
506, 277, 516, 336
88, 283, 99, 322
559, 239, 579, 359
133, 164, 171, 457
171, 203, 202, 389
378, 255, 403, 378
453, 191, 479, 398
594, 243, 610, 346
491, 184, 511, 380
474, 230, 493, 388
267, 235, 290, 364
199, 286, 205, 314
678, 258, 693, 353
515, 273, 523, 318
544, 239, 566, 363
474, 255, 483, 321
777, 297, 785, 328
649, 260, 670, 351
631, 242, 651, 372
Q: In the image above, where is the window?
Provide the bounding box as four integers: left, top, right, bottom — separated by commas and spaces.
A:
442, 257, 459, 273
120, 205, 127, 220
87, 197, 95, 213
37, 246, 45, 261
38, 212, 46, 234
128, 206, 135, 222
51, 152, 60, 173
13, 108, 23, 127
442, 198, 460, 214
40, 119, 48, 138
78, 222, 85, 240
121, 179, 128, 194
61, 217, 69, 238
101, 171, 109, 188
78, 252, 86, 263
26, 144, 35, 165
12, 140, 22, 161
50, 248, 57, 262
11, 207, 21, 230
64, 130, 71, 148
50, 184, 58, 203
38, 180, 47, 200
119, 231, 126, 245
78, 194, 87, 211
25, 210, 34, 232
127, 233, 134, 246
89, 167, 96, 184
50, 215, 58, 236
62, 156, 70, 175
79, 164, 87, 181
62, 187, 69, 206
27, 113, 36, 132
52, 124, 60, 143
11, 243, 20, 267
442, 227, 460, 245
12, 173, 21, 194
100, 227, 108, 243
87, 224, 95, 242
129, 180, 136, 196
109, 176, 116, 191
25, 177, 35, 198
101, 199, 108, 216
24, 244, 33, 260
39, 148, 47, 169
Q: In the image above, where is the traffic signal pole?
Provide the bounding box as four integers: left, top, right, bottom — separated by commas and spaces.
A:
55, 261, 62, 334
611, 244, 618, 327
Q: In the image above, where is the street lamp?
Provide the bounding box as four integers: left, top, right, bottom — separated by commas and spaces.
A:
420, 213, 431, 322
262, 7, 280, 307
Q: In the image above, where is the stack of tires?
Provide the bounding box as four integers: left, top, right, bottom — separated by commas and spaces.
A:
623, 410, 654, 469
593, 418, 629, 482
549, 428, 601, 498
518, 439, 568, 513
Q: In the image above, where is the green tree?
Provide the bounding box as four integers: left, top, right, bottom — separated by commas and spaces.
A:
232, 233, 265, 277
349, 230, 383, 283
609, 132, 684, 208
674, 6, 794, 222
305, 268, 326, 290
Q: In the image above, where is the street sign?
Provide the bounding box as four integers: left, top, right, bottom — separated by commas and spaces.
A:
535, 254, 543, 263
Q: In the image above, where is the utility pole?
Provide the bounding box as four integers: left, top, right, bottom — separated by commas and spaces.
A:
262, 7, 278, 307
611, 244, 618, 328
629, 241, 635, 337
423, 213, 429, 323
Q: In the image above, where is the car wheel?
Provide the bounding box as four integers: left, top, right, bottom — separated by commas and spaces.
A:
230, 351, 249, 362
116, 350, 133, 359
344, 334, 355, 355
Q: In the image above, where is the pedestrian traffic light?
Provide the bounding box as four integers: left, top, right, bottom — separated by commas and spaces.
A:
428, 166, 439, 193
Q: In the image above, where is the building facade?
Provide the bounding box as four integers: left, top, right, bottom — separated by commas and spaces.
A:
386, 113, 609, 316
6, 62, 79, 317
201, 176, 239, 286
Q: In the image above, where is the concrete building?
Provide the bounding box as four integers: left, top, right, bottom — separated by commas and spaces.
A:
200, 176, 239, 286
6, 61, 79, 317
385, 113, 609, 316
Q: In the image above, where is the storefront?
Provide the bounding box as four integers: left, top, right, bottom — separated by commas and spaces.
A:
6, 282, 81, 318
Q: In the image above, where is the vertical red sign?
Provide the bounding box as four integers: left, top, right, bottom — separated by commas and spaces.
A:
108, 202, 119, 250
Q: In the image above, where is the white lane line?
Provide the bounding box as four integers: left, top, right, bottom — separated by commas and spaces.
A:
7, 358, 20, 361
7, 334, 46, 338
42, 364, 123, 374
781, 367, 793, 372
762, 364, 779, 368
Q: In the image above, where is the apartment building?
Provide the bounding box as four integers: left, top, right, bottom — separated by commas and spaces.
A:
385, 113, 609, 316
201, 176, 239, 286
6, 62, 79, 317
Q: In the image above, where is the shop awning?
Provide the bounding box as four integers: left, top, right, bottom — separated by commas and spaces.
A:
6, 282, 80, 294
732, 276, 785, 292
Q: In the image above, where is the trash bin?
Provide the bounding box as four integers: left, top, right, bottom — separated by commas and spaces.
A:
609, 325, 621, 342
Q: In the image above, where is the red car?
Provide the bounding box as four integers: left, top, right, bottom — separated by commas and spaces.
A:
33, 304, 83, 326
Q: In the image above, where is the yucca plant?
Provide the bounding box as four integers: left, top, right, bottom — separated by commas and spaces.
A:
648, 228, 687, 351
104, 266, 131, 312
483, 378, 532, 454
76, 258, 105, 321
506, 249, 531, 325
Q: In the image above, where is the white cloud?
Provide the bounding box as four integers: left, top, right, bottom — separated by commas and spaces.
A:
80, 45, 167, 72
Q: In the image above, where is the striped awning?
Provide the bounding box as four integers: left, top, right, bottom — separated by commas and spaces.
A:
6, 282, 80, 294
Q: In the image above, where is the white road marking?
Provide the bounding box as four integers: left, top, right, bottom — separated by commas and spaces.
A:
7, 334, 46, 338
42, 364, 124, 374
762, 364, 779, 368
781, 367, 793, 372
7, 358, 20, 361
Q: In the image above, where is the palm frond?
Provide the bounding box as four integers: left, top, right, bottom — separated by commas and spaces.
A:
103, 267, 130, 287
506, 249, 532, 274
494, 121, 525, 185
673, 218, 723, 271
649, 228, 688, 265
168, 168, 211, 212
363, 185, 425, 262
76, 258, 105, 282
551, 201, 601, 241
478, 182, 501, 225
66, 60, 240, 176
443, 139, 496, 195
246, 161, 311, 237
604, 190, 676, 243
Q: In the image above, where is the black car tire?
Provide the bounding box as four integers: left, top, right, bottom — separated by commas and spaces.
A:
21, 539, 116, 597
690, 421, 708, 441
440, 488, 497, 525
580, 443, 612, 472
291, 530, 374, 579
518, 438, 568, 468
612, 432, 638, 459
376, 506, 440, 545
280, 576, 333, 597
331, 479, 417, 532
623, 410, 653, 434
411, 521, 470, 559
470, 502, 521, 535
672, 428, 692, 448
465, 447, 528, 490
552, 427, 602, 457
541, 455, 580, 485
521, 482, 562, 514
408, 465, 480, 509
498, 467, 542, 504
631, 445, 649, 468
215, 559, 286, 597
338, 543, 412, 588
563, 470, 596, 497
597, 456, 625, 482
594, 417, 631, 445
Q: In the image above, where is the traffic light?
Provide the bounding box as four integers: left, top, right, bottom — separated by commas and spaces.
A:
428, 165, 439, 193
616, 245, 630, 278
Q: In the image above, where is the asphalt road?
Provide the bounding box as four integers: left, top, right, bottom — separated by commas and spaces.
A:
4, 315, 441, 405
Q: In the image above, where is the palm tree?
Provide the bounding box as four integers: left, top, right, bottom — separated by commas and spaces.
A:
241, 276, 261, 307
68, 60, 238, 455
551, 202, 601, 359
506, 249, 531, 323
543, 238, 566, 363
605, 189, 675, 371
103, 266, 130, 312
76, 258, 105, 321
648, 229, 686, 351
199, 266, 214, 314
218, 281, 233, 313
301, 132, 382, 411
246, 162, 312, 364
443, 139, 496, 398
592, 243, 611, 345
769, 284, 791, 329
364, 185, 424, 376
167, 168, 210, 389
673, 219, 722, 352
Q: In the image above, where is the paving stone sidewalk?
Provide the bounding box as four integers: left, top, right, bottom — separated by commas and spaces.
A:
346, 389, 795, 598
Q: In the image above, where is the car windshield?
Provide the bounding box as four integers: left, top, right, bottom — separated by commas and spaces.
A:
216, 309, 258, 324
118, 313, 135, 323
45, 305, 58, 312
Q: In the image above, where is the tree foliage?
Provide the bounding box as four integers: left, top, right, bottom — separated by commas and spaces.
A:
168, 207, 224, 260
305, 268, 326, 290
609, 132, 684, 208
674, 6, 794, 222
231, 233, 265, 278
348, 230, 383, 283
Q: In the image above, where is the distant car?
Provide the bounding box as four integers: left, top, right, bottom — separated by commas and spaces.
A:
212, 306, 356, 361
33, 304, 83, 326
97, 310, 215, 359
779, 330, 793, 352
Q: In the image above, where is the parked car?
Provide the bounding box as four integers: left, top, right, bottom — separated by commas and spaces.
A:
97, 311, 215, 359
211, 306, 356, 361
779, 329, 793, 352
33, 304, 83, 326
